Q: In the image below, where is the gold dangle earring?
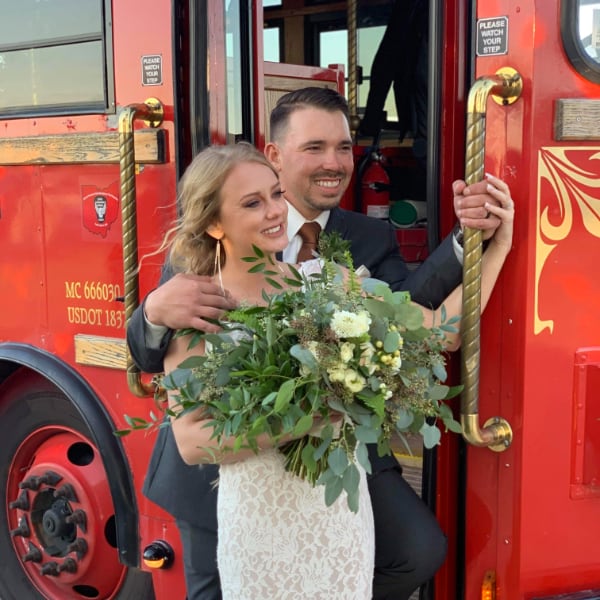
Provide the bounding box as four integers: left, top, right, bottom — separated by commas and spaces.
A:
214, 238, 224, 293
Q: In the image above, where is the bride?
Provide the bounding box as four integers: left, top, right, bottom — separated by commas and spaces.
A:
163, 143, 375, 599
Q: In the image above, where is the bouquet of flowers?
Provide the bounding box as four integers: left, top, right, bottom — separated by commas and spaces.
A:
122, 234, 462, 512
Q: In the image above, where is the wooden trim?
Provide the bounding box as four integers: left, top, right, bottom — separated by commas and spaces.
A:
0, 128, 166, 165
74, 334, 127, 370
264, 74, 338, 93
555, 99, 600, 140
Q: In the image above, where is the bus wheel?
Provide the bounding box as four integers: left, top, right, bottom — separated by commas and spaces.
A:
0, 376, 155, 600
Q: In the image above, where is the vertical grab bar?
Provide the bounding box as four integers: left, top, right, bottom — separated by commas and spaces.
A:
460, 68, 521, 451
118, 98, 164, 398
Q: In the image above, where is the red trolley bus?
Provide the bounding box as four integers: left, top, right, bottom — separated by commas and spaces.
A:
0, 0, 599, 598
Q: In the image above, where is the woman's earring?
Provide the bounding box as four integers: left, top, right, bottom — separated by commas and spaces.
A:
214, 238, 224, 293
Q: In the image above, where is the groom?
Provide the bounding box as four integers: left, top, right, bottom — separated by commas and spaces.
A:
129, 87, 501, 599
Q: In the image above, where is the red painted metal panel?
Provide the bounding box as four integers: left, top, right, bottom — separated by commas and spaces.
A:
457, 0, 600, 597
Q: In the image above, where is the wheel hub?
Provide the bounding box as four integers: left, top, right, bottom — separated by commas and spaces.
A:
7, 428, 128, 598
35, 492, 76, 556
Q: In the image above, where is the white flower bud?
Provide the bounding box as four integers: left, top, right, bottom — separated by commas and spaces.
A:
339, 342, 355, 363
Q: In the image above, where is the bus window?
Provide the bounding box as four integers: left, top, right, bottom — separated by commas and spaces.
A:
264, 26, 282, 62
225, 0, 255, 143
561, 0, 600, 83
579, 0, 600, 60
318, 25, 398, 126
226, 0, 243, 141
262, 0, 282, 61
262, 2, 400, 129
0, 0, 113, 116
263, 0, 282, 62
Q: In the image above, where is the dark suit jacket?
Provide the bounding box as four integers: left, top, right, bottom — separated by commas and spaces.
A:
131, 207, 462, 522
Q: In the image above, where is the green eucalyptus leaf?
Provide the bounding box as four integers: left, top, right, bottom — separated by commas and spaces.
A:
327, 446, 348, 476
394, 303, 424, 329
177, 355, 206, 369
316, 466, 336, 486
438, 403, 454, 421
215, 365, 231, 387
445, 384, 464, 399
420, 422, 442, 448
290, 344, 319, 372
314, 437, 332, 461
345, 484, 360, 514
363, 297, 395, 319
342, 463, 360, 495
440, 304, 447, 322
428, 384, 450, 401
443, 417, 463, 434
354, 425, 379, 444
396, 408, 414, 429
324, 476, 344, 507
432, 361, 448, 382
355, 442, 372, 474
383, 330, 401, 353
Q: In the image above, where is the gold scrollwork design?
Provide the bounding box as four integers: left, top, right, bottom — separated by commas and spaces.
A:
535, 147, 600, 334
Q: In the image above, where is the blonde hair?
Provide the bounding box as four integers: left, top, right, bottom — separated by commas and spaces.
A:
166, 143, 278, 275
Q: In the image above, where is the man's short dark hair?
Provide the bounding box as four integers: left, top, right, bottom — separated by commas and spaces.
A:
269, 86, 349, 143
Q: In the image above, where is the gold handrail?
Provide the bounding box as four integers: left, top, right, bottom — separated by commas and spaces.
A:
347, 0, 360, 135
460, 68, 521, 451
118, 98, 164, 398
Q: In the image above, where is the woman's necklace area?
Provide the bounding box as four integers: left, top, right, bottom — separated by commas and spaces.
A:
216, 263, 288, 306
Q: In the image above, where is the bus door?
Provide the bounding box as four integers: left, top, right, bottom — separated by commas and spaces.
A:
448, 0, 600, 597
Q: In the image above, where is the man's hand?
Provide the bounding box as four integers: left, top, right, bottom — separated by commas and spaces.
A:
144, 273, 237, 333
453, 176, 503, 240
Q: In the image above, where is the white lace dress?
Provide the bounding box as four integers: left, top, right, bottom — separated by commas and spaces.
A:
217, 450, 374, 599
216, 260, 374, 599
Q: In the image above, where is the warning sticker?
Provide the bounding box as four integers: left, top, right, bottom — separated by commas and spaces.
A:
141, 55, 163, 86
476, 17, 508, 57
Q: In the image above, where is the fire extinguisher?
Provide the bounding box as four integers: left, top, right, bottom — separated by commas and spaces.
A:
355, 147, 391, 219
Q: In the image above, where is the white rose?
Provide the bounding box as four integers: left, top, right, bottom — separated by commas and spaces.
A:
330, 310, 371, 339
359, 342, 376, 374
339, 342, 355, 363
344, 369, 366, 394
389, 355, 402, 372
327, 365, 347, 383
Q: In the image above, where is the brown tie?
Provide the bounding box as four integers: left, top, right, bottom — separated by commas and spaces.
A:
297, 221, 321, 262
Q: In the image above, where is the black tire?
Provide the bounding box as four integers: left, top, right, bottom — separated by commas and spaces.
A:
0, 371, 155, 600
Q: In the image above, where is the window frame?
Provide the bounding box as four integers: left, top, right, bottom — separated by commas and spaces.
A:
561, 0, 600, 85
0, 0, 114, 118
